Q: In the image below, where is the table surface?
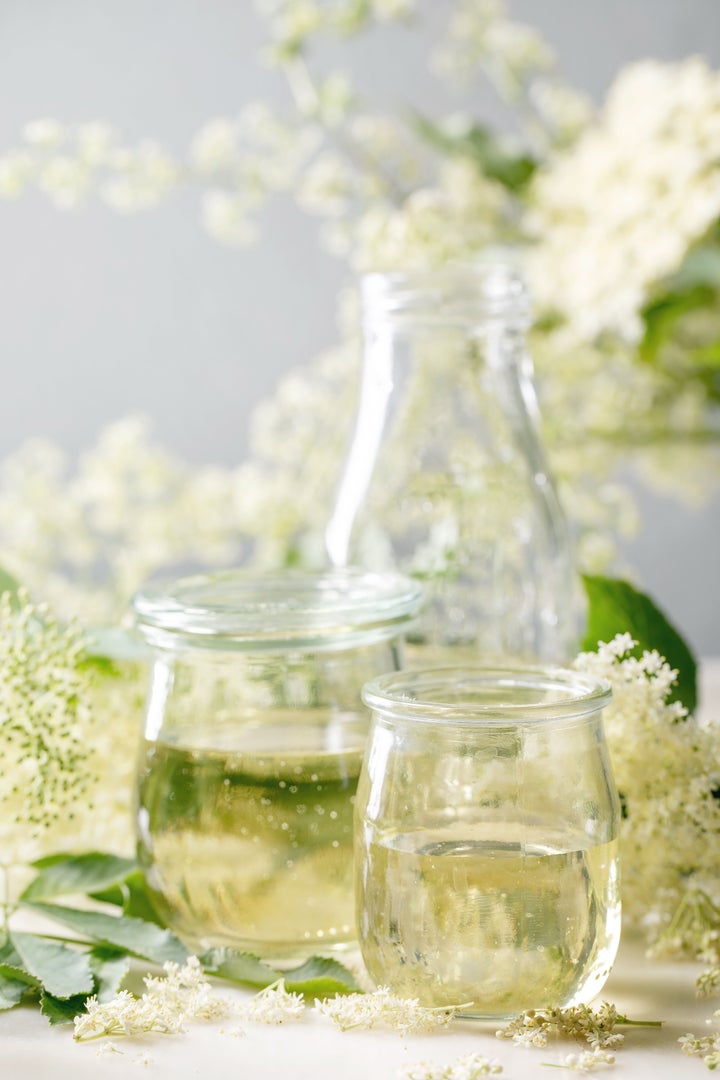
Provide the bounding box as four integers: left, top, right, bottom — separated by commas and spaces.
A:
3, 663, 719, 1079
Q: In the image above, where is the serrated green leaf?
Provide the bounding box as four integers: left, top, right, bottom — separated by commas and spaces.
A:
40, 992, 90, 1025
198, 947, 281, 989
89, 948, 131, 1002
22, 902, 188, 965
283, 956, 360, 998
0, 971, 34, 1010
10, 932, 94, 1000
0, 962, 40, 988
21, 853, 139, 902
582, 575, 697, 713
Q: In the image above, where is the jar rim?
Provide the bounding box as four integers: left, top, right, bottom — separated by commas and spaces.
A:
362, 666, 612, 725
132, 567, 423, 651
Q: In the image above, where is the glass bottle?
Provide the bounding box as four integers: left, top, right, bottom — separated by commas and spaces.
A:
131, 566, 422, 959
326, 262, 576, 662
355, 666, 621, 1019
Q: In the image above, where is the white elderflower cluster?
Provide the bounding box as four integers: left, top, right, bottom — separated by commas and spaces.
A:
0, 416, 247, 625
238, 980, 305, 1024
559, 1049, 616, 1073
400, 1054, 502, 1080
433, 0, 591, 147
496, 1003, 626, 1051
698, 966, 720, 999
574, 635, 720, 934
679, 1022, 720, 1072
315, 987, 457, 1035
74, 958, 233, 1041
259, 0, 415, 56
0, 592, 96, 865
529, 57, 720, 342
352, 159, 510, 271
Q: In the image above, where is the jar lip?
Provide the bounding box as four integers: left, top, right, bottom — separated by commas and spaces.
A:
362, 258, 531, 323
362, 666, 612, 724
132, 567, 423, 650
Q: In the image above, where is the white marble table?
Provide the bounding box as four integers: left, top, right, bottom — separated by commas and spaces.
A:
3, 663, 718, 1079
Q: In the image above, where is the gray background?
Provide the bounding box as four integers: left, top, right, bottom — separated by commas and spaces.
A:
0, 1, 718, 654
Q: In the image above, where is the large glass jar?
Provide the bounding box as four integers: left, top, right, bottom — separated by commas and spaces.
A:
132, 567, 422, 959
355, 667, 621, 1019
326, 263, 576, 662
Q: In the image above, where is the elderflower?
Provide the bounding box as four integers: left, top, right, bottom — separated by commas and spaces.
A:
529, 57, 720, 343
699, 969, 720, 999
315, 987, 457, 1035
679, 1023, 720, 1071
74, 958, 232, 1041
574, 635, 720, 936
0, 591, 96, 865
559, 1049, 616, 1073
400, 1053, 502, 1079
237, 980, 305, 1024
496, 1003, 626, 1050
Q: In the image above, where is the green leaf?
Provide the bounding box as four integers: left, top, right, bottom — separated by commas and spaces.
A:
21, 902, 188, 966
21, 853, 139, 902
198, 948, 360, 998
283, 955, 360, 998
10, 932, 94, 1000
89, 948, 131, 1002
40, 992, 89, 1025
199, 947, 281, 989
582, 575, 698, 713
90, 869, 166, 926
0, 962, 41, 988
0, 971, 34, 1010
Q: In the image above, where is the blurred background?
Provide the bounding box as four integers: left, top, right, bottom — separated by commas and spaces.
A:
0, 0, 718, 653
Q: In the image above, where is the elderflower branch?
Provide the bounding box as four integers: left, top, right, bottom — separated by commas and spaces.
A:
496, 1004, 661, 1050
315, 987, 460, 1034
73, 957, 233, 1042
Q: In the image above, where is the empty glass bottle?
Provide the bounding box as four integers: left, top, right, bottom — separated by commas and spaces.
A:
326, 262, 576, 662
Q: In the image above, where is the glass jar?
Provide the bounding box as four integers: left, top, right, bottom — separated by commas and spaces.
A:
132, 567, 422, 959
326, 263, 576, 662
355, 667, 621, 1019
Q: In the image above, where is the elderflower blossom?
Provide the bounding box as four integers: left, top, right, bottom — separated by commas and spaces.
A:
315, 987, 457, 1035
0, 592, 96, 865
74, 958, 233, 1041
400, 1054, 502, 1080
679, 1022, 720, 1071
559, 1049, 616, 1073
496, 1003, 626, 1051
699, 967, 720, 999
237, 980, 305, 1024
529, 57, 720, 343
574, 635, 720, 935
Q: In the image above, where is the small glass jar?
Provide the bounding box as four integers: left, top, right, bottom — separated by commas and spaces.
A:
132, 567, 422, 960
356, 667, 621, 1019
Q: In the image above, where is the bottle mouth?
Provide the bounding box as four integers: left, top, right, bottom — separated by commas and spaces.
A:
362, 666, 612, 726
132, 567, 424, 652
362, 259, 531, 326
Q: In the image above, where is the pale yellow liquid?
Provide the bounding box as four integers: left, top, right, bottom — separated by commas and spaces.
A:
138, 716, 364, 957
357, 824, 621, 1018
